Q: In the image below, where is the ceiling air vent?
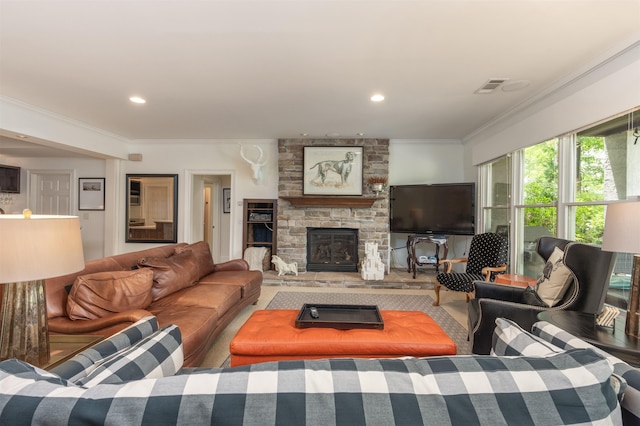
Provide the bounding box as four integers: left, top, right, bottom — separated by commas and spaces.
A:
474, 78, 509, 94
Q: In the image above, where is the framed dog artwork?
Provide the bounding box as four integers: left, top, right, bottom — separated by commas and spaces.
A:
303, 146, 363, 195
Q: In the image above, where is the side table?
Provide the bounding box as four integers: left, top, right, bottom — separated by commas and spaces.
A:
41, 334, 103, 370
537, 310, 640, 367
494, 274, 536, 288
406, 235, 448, 279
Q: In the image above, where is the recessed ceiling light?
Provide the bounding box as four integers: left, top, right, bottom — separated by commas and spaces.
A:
129, 96, 146, 104
370, 94, 385, 102
16, 134, 27, 139
357, 133, 365, 136
300, 133, 308, 137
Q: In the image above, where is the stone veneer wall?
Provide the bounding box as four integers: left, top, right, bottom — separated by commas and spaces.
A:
277, 139, 389, 271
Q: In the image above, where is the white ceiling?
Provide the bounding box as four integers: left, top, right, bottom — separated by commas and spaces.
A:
0, 0, 639, 157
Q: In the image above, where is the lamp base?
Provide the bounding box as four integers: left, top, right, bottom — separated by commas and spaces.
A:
0, 280, 50, 366
624, 254, 640, 338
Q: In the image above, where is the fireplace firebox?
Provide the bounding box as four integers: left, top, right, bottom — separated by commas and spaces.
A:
307, 228, 358, 272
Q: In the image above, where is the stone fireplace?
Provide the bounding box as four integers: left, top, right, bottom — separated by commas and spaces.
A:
307, 228, 358, 272
277, 139, 389, 272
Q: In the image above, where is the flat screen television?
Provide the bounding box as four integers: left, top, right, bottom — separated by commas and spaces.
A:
389, 183, 475, 235
0, 165, 20, 193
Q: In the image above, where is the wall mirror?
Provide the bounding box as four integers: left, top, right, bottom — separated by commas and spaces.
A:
126, 174, 178, 243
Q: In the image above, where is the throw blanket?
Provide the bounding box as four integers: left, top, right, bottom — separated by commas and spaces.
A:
243, 246, 268, 271
0, 349, 620, 425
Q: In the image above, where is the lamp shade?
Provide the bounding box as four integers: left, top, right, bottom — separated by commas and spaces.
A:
602, 202, 640, 254
0, 214, 85, 283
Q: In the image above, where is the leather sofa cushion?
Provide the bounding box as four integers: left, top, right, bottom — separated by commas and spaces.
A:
174, 241, 215, 279
66, 269, 154, 320
198, 270, 262, 298
138, 250, 200, 301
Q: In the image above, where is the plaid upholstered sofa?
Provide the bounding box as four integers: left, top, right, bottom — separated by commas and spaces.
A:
43, 241, 262, 367
0, 316, 638, 425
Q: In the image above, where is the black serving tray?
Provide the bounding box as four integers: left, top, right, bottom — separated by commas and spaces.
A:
295, 304, 384, 330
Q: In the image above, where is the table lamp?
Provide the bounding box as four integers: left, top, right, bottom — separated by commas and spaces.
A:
0, 210, 84, 365
602, 201, 640, 338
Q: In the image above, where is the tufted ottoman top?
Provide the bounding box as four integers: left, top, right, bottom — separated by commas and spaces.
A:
230, 309, 456, 367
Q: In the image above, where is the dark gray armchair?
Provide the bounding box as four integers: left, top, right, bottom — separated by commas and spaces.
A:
468, 236, 616, 354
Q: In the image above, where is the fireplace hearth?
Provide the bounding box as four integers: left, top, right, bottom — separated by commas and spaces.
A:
307, 228, 358, 272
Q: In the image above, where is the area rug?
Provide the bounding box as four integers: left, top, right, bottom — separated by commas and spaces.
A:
221, 291, 470, 367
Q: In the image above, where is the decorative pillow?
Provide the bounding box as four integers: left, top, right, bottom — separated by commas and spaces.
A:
76, 324, 183, 387
535, 247, 574, 307
66, 269, 154, 320
532, 321, 630, 403
138, 250, 200, 301
520, 286, 548, 307
50, 316, 159, 382
174, 241, 215, 279
492, 317, 563, 356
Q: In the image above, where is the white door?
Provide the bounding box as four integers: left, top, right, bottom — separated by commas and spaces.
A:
32, 172, 72, 214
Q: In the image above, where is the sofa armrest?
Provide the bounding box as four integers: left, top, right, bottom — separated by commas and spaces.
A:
474, 281, 525, 302
48, 309, 153, 334
468, 297, 547, 354
213, 259, 250, 272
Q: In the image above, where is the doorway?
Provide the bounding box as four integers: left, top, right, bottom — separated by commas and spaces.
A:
189, 173, 232, 263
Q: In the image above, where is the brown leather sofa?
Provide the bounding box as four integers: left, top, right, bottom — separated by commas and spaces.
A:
44, 241, 262, 367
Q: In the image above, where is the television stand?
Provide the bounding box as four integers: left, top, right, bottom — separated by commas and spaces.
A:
406, 235, 448, 279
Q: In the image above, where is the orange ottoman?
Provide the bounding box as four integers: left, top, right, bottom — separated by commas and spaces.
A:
229, 309, 457, 367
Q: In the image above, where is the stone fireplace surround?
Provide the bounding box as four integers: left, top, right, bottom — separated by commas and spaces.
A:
277, 139, 389, 273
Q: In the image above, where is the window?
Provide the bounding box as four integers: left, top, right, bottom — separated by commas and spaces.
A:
479, 108, 639, 309
481, 155, 511, 237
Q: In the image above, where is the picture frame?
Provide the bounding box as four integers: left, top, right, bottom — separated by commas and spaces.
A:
78, 178, 105, 211
223, 188, 231, 213
303, 146, 363, 195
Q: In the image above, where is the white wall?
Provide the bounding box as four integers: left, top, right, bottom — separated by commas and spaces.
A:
0, 156, 106, 261
119, 140, 279, 259
467, 43, 640, 165
388, 139, 472, 269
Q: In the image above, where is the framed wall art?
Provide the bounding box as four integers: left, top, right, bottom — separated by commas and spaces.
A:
223, 188, 231, 213
303, 146, 363, 195
78, 178, 105, 211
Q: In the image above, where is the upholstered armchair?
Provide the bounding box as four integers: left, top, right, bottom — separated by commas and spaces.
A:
433, 233, 509, 306
468, 236, 616, 354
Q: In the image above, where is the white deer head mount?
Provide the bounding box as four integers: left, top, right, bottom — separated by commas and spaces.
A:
240, 145, 267, 184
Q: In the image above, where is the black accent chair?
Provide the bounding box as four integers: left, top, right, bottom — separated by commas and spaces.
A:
433, 233, 509, 306
468, 236, 616, 354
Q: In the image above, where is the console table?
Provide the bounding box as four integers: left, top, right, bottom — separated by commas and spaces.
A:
406, 235, 448, 279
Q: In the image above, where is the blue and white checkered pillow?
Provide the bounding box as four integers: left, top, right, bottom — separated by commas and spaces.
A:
492, 317, 564, 356
50, 316, 159, 382
533, 320, 639, 424
76, 324, 183, 387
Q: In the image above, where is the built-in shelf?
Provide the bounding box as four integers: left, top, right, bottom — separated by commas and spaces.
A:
281, 196, 381, 208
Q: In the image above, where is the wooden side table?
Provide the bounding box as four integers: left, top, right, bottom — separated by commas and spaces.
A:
494, 274, 536, 288
537, 310, 640, 367
41, 334, 103, 370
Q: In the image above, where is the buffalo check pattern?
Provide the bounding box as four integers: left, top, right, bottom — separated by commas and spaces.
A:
76, 324, 183, 387
0, 349, 621, 425
50, 316, 159, 382
532, 320, 640, 425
